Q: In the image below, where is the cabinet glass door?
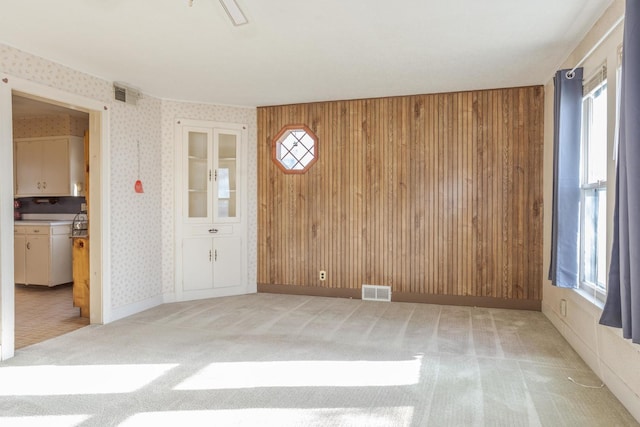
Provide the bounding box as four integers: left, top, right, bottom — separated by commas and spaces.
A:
215, 130, 239, 221
186, 129, 211, 220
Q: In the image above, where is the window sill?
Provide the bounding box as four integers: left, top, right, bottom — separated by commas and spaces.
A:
573, 286, 605, 312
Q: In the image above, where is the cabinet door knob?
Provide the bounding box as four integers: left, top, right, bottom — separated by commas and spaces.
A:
209, 228, 218, 233
26, 242, 30, 250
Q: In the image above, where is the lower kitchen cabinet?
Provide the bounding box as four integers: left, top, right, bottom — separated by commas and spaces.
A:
182, 236, 242, 292
13, 233, 26, 284
14, 222, 73, 286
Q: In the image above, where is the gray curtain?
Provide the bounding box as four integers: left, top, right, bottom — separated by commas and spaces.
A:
600, 1, 640, 343
548, 67, 583, 288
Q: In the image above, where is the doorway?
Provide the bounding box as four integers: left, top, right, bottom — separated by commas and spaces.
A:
12, 95, 91, 348
0, 75, 109, 360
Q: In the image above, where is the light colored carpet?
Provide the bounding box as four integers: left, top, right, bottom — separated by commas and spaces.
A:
0, 293, 636, 426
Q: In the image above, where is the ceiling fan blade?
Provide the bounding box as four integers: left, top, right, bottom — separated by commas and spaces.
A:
219, 0, 248, 26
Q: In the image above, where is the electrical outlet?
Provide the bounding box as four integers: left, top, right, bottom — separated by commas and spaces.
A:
319, 270, 327, 281
81, 203, 87, 212
560, 299, 567, 317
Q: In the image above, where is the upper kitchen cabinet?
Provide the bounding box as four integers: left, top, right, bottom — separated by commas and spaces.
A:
14, 136, 84, 197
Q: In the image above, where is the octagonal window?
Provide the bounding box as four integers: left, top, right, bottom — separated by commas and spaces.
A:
272, 124, 318, 173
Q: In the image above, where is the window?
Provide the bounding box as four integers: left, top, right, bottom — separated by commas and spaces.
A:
579, 66, 607, 302
272, 125, 318, 174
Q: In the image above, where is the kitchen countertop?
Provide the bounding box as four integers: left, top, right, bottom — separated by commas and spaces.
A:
14, 220, 73, 226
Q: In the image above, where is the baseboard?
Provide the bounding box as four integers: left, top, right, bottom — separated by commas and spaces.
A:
393, 292, 541, 311
600, 356, 640, 422
107, 294, 165, 323
542, 299, 640, 423
258, 283, 360, 299
162, 292, 177, 304
258, 284, 541, 311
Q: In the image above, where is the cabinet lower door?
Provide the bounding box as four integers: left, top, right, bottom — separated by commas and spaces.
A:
14, 235, 26, 284
25, 235, 50, 285
182, 237, 214, 291
213, 237, 242, 288
181, 236, 244, 298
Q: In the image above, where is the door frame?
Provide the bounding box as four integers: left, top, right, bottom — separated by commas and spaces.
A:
0, 74, 111, 360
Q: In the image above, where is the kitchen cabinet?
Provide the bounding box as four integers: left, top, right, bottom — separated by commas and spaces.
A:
182, 234, 243, 292
14, 222, 73, 286
176, 119, 248, 300
14, 136, 84, 197
13, 233, 26, 285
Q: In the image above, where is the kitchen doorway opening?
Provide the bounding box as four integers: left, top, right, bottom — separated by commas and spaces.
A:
12, 94, 91, 349
0, 75, 110, 360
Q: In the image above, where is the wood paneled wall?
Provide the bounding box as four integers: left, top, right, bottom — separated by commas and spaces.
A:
258, 86, 544, 307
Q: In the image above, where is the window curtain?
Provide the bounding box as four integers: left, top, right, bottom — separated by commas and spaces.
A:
548, 67, 583, 288
600, 1, 640, 343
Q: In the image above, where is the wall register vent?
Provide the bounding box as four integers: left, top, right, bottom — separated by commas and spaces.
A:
113, 82, 141, 105
362, 284, 391, 302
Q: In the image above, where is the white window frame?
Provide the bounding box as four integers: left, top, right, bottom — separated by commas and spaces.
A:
579, 66, 608, 304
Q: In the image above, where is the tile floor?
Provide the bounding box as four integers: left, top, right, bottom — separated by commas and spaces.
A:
14, 283, 89, 349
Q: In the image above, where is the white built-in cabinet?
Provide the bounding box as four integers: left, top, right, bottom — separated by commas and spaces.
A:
14, 136, 84, 197
176, 119, 248, 300
14, 223, 73, 286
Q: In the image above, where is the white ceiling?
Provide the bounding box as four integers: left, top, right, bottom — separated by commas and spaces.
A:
0, 0, 613, 107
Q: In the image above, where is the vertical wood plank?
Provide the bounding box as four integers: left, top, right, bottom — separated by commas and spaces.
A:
256, 86, 543, 303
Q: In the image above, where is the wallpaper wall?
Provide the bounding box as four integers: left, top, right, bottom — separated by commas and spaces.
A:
0, 44, 112, 103
109, 97, 163, 308
1, 43, 258, 313
1, 43, 165, 310
13, 114, 89, 138
3, 43, 255, 313
160, 100, 257, 296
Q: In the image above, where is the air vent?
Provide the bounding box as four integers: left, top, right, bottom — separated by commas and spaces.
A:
113, 82, 140, 105
362, 284, 391, 302
114, 86, 127, 102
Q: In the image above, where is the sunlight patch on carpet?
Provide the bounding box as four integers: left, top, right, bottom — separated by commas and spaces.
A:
0, 364, 178, 396
175, 358, 422, 390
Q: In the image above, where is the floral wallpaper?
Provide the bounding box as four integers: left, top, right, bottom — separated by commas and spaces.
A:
13, 114, 88, 138
0, 44, 112, 103
109, 97, 164, 308
1, 43, 257, 314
